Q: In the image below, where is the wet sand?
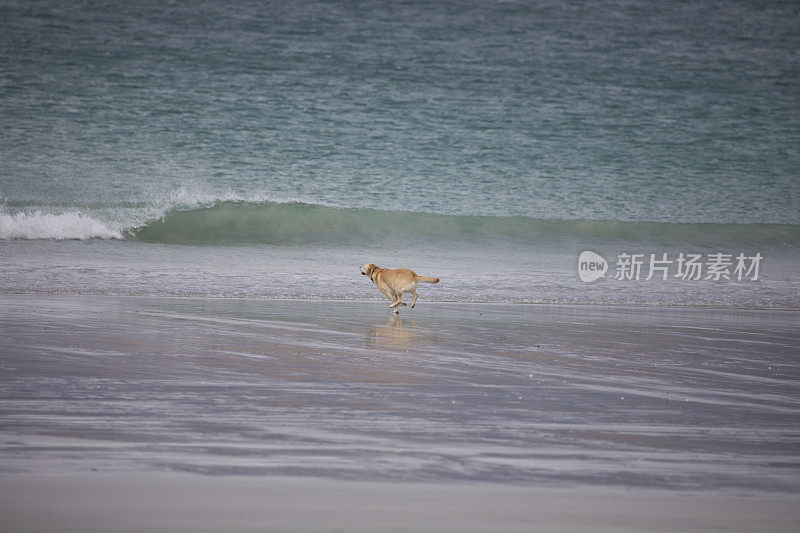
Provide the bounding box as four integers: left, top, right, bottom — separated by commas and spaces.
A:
1, 472, 799, 532
1, 295, 799, 530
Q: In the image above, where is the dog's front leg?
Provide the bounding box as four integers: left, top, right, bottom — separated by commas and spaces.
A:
378, 287, 397, 308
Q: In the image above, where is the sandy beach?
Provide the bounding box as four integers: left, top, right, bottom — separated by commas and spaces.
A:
2, 472, 799, 532
1, 294, 799, 530
3, 0, 800, 530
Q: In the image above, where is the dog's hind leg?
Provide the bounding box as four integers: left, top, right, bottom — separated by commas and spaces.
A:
388, 289, 406, 309
410, 290, 419, 309
390, 292, 405, 309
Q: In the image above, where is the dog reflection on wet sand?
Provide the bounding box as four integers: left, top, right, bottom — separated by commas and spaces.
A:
366, 315, 440, 350
367, 315, 417, 348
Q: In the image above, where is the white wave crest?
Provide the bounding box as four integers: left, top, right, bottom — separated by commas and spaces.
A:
0, 210, 124, 240
158, 184, 323, 210
0, 185, 319, 242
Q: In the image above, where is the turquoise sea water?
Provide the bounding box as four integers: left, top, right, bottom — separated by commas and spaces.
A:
1, 0, 799, 306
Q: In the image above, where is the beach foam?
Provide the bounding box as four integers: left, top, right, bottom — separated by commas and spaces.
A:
0, 209, 124, 240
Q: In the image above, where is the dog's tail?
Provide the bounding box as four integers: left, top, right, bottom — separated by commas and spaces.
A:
415, 275, 439, 284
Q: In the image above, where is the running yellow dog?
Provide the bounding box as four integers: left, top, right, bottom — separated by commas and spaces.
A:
360, 264, 439, 313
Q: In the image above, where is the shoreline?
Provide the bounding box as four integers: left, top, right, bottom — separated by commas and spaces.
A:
2, 291, 799, 312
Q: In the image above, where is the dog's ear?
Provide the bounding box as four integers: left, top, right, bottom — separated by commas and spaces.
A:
368, 264, 378, 275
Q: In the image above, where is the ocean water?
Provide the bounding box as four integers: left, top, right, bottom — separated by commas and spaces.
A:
1, 0, 799, 307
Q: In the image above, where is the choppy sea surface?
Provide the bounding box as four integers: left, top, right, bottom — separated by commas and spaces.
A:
1, 0, 799, 307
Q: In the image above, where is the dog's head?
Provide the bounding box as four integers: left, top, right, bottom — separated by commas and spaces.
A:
360, 263, 379, 278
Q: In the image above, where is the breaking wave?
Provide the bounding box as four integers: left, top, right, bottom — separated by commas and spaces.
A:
2, 199, 799, 247
131, 201, 800, 247
0, 210, 124, 240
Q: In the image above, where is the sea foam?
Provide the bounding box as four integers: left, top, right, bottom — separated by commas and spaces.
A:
0, 210, 124, 240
